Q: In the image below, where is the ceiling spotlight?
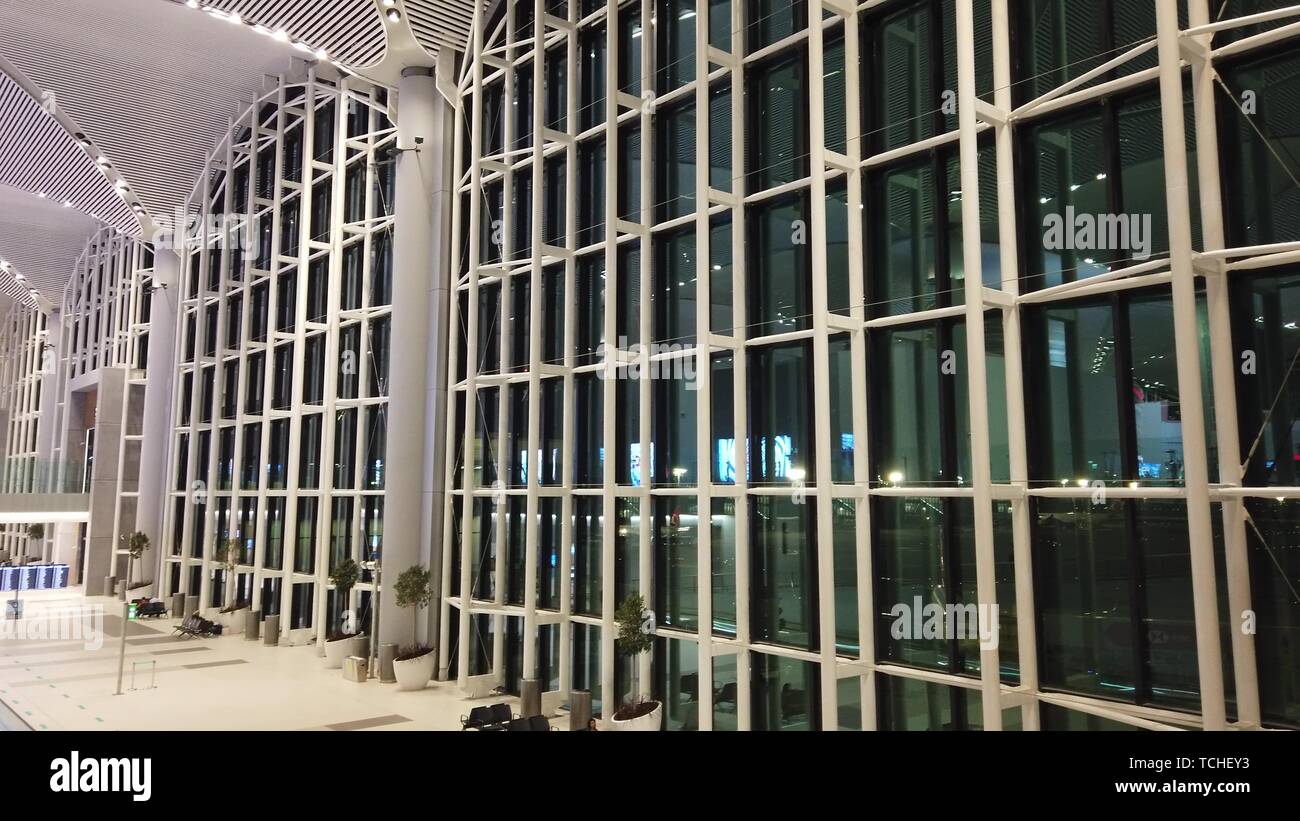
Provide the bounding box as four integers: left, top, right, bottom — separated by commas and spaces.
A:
382, 0, 395, 5
36, 192, 46, 198
386, 9, 401, 22
114, 180, 129, 191
62, 200, 73, 208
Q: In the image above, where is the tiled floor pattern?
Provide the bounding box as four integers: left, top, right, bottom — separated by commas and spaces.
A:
0, 589, 564, 731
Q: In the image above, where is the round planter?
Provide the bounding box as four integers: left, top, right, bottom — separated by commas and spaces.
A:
607, 701, 662, 731
324, 636, 353, 669
220, 610, 244, 634
392, 651, 435, 691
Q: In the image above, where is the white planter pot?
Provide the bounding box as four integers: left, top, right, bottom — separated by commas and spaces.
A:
392, 651, 435, 691
324, 637, 353, 668
218, 610, 244, 634
608, 701, 662, 731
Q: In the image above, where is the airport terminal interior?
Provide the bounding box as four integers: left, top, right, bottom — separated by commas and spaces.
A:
0, 0, 1298, 732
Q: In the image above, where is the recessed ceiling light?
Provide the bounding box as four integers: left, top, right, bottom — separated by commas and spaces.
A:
386, 9, 401, 22
382, 0, 395, 6
62, 200, 73, 208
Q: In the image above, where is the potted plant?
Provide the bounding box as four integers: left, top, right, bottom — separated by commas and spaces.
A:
609, 593, 661, 731
324, 557, 359, 668
7, 523, 43, 618
391, 564, 434, 690
216, 537, 245, 631
123, 530, 149, 596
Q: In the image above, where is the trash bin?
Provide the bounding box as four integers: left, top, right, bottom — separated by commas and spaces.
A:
378, 643, 397, 683
263, 614, 280, 646
520, 678, 541, 719
343, 656, 368, 683
103, 576, 116, 598
570, 690, 593, 731
184, 595, 198, 618
244, 609, 261, 640
171, 593, 185, 617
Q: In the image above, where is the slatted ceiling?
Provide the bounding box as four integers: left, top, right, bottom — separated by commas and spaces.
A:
0, 73, 138, 237
406, 0, 481, 56
0, 0, 303, 221
191, 0, 388, 67
0, 185, 101, 299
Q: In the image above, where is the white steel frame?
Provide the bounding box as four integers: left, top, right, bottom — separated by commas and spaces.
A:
443, 0, 1300, 731
160, 68, 397, 646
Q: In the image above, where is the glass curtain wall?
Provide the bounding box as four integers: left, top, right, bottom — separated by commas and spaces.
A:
442, 0, 1300, 730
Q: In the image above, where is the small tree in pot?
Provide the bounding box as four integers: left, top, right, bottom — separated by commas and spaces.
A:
390, 564, 434, 690
6, 523, 43, 619
323, 557, 360, 668
124, 531, 148, 587
610, 593, 661, 730
213, 537, 249, 631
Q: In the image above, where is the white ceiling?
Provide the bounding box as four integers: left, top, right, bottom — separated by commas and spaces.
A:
0, 184, 100, 311
0, 0, 483, 305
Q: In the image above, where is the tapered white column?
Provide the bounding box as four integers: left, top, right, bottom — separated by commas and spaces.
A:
1155, 0, 1226, 730
380, 66, 447, 648
955, 0, 1003, 730
137, 249, 179, 588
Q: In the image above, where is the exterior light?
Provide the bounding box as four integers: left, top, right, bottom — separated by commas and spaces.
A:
887, 470, 904, 484
787, 468, 806, 482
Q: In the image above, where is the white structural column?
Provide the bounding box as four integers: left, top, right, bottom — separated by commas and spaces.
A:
382, 66, 444, 648
1185, 0, 1261, 728
137, 249, 180, 585
990, 0, 1039, 730
954, 0, 1003, 730
1154, 0, 1226, 730
806, 0, 840, 729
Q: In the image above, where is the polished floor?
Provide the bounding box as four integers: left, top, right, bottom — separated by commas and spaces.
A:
0, 589, 561, 731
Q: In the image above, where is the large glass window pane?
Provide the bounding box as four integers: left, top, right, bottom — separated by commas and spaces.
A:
654, 637, 700, 730
1022, 109, 1112, 289
574, 373, 603, 486
1034, 498, 1135, 700
746, 0, 804, 52
1220, 52, 1300, 247
1233, 268, 1300, 486
750, 495, 817, 650
747, 51, 808, 190
653, 226, 696, 344
657, 0, 696, 92
870, 158, 939, 317
749, 341, 813, 484
709, 82, 731, 192
828, 334, 854, 483
656, 103, 696, 222
751, 653, 819, 730
654, 497, 699, 630
1026, 299, 1123, 484
579, 23, 606, 132
711, 497, 737, 637
748, 193, 810, 336
872, 323, 942, 485
711, 353, 735, 484
572, 496, 603, 616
